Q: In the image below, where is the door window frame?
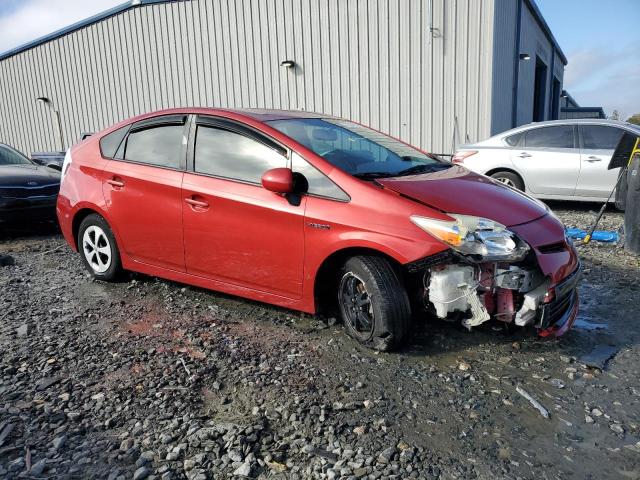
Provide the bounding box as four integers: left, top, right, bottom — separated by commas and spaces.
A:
186, 114, 350, 202
578, 124, 624, 151
521, 124, 578, 150
105, 114, 189, 172
186, 115, 289, 187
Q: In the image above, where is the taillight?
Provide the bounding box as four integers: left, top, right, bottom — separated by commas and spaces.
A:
452, 150, 478, 164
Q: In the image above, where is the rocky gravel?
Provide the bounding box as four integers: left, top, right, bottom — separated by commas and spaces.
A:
1, 202, 639, 480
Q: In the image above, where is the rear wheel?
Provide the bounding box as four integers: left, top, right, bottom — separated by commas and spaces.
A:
490, 171, 525, 191
78, 214, 123, 281
338, 256, 410, 351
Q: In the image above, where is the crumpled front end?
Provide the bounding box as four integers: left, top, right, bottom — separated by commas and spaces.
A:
407, 213, 580, 336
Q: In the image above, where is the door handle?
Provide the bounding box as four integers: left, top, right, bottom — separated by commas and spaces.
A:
106, 178, 125, 188
585, 156, 602, 162
185, 197, 209, 209
517, 152, 531, 158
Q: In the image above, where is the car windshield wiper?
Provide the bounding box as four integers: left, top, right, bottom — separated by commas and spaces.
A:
393, 163, 451, 177
353, 172, 393, 179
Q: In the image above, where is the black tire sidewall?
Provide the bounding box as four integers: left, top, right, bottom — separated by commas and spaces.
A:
77, 214, 122, 281
339, 256, 409, 350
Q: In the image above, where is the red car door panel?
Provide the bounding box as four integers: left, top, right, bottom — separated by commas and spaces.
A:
103, 161, 185, 271
182, 173, 306, 298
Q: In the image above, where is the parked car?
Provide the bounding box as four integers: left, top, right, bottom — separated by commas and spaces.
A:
0, 143, 61, 224
57, 108, 580, 350
30, 151, 65, 170
452, 119, 640, 204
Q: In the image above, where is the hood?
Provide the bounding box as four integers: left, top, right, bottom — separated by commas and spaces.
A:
0, 164, 61, 187
377, 166, 547, 227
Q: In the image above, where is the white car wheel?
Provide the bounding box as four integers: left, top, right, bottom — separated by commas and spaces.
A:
82, 225, 112, 273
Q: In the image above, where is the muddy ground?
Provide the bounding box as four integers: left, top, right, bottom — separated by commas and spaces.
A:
0, 202, 639, 480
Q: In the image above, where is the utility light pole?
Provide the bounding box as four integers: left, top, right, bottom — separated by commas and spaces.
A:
36, 96, 65, 151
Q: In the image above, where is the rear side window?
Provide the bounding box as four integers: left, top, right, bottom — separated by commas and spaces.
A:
194, 126, 286, 184
291, 153, 349, 201
505, 132, 522, 146
524, 126, 575, 148
99, 125, 129, 158
581, 125, 624, 150
123, 125, 184, 169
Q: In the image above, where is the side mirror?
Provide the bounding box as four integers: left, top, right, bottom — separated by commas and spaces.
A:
261, 168, 293, 194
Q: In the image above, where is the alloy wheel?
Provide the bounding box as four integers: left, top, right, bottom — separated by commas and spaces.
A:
82, 225, 112, 273
495, 176, 516, 188
339, 272, 375, 339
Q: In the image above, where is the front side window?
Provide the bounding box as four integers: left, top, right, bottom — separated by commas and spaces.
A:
291, 152, 349, 201
267, 118, 449, 179
0, 145, 32, 166
123, 125, 184, 169
581, 125, 624, 150
194, 126, 286, 183
524, 126, 575, 149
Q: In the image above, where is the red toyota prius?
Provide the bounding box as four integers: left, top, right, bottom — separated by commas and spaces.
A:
57, 108, 580, 350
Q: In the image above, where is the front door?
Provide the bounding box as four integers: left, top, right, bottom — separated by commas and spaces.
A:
102, 115, 187, 271
511, 125, 580, 196
576, 125, 624, 198
182, 118, 305, 298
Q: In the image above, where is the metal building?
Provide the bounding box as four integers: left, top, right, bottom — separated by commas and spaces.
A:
559, 91, 606, 119
0, 0, 567, 157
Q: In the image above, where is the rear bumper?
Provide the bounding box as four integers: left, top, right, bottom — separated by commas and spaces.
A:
537, 263, 581, 337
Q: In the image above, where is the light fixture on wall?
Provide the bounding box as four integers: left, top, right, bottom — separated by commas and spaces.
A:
36, 96, 65, 151
280, 60, 295, 68
519, 53, 531, 61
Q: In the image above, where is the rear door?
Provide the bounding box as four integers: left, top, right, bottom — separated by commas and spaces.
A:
182, 116, 306, 298
511, 125, 580, 196
101, 115, 187, 271
576, 125, 624, 198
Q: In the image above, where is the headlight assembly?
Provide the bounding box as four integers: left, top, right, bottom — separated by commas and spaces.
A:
410, 214, 530, 262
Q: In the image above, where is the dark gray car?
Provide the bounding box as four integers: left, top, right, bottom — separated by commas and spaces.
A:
0, 143, 61, 224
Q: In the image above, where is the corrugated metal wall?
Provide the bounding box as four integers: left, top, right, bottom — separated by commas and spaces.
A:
514, 1, 564, 127
0, 0, 496, 156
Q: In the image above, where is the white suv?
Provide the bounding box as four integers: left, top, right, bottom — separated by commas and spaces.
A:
453, 119, 640, 203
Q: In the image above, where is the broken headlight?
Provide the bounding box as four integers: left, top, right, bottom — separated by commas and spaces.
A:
410, 214, 530, 261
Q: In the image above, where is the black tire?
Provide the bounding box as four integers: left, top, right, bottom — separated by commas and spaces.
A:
615, 167, 627, 211
77, 214, 123, 281
490, 171, 525, 191
338, 255, 411, 351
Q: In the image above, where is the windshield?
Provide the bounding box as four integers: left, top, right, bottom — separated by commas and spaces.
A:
0, 145, 32, 166
266, 118, 449, 179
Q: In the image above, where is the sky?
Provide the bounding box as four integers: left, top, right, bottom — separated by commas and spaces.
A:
0, 0, 639, 119
536, 0, 640, 119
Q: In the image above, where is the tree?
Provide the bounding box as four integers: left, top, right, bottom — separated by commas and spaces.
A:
609, 110, 621, 121
626, 113, 640, 126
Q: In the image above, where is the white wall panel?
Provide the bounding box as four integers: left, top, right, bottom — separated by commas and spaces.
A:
0, 0, 498, 155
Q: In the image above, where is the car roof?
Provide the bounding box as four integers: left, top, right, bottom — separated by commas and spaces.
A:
217, 108, 336, 121
503, 118, 640, 135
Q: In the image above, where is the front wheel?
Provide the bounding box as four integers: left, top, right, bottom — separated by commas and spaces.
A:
338, 256, 411, 351
77, 214, 123, 281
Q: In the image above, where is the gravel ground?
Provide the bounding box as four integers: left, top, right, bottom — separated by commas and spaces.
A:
1, 202, 639, 480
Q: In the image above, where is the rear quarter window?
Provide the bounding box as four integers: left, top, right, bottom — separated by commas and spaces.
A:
504, 132, 522, 146
99, 125, 130, 158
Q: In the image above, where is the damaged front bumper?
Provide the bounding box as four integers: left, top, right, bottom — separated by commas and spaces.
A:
537, 264, 581, 337
408, 247, 581, 337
